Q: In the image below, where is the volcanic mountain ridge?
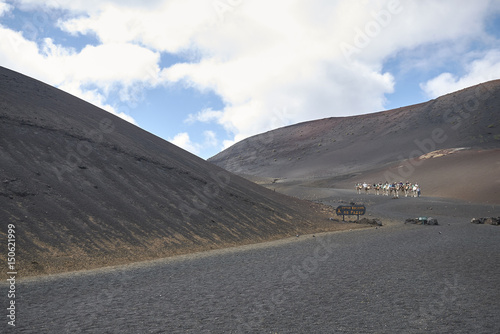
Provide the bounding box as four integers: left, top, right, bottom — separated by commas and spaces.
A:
209, 81, 500, 203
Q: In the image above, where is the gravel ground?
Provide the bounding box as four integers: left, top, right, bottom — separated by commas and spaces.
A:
5, 193, 500, 333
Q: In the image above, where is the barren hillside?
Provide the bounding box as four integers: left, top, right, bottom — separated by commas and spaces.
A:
210, 81, 500, 179
209, 81, 500, 202
0, 67, 346, 277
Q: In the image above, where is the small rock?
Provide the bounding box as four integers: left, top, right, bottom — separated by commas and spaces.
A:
485, 217, 500, 226
405, 217, 438, 225
470, 217, 500, 225
357, 218, 383, 226
426, 218, 439, 225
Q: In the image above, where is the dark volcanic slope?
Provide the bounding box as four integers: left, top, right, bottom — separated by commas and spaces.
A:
0, 67, 340, 277
209, 81, 500, 180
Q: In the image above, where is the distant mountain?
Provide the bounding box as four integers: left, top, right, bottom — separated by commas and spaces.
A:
209, 81, 500, 203
0, 67, 336, 277
209, 81, 500, 178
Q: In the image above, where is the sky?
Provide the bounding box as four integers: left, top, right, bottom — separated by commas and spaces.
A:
1, 0, 500, 159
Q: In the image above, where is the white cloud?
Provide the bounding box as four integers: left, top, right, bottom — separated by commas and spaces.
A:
8, 0, 165, 13
4, 0, 500, 153
203, 130, 218, 147
0, 26, 162, 124
57, 0, 217, 53
185, 108, 224, 124
169, 132, 199, 155
0, 1, 12, 16
158, 0, 499, 143
56, 80, 138, 124
0, 29, 139, 124
169, 130, 218, 155
421, 50, 500, 98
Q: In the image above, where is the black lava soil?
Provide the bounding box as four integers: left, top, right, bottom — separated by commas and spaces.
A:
7, 195, 500, 333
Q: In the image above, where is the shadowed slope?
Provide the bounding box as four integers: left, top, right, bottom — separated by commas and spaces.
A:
0, 67, 344, 277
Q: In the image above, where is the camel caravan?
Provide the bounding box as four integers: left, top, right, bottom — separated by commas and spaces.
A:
356, 182, 421, 198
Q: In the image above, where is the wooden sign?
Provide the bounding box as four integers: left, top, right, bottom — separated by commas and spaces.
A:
336, 205, 366, 221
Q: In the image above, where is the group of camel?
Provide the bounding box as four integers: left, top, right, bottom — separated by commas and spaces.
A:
356, 182, 421, 197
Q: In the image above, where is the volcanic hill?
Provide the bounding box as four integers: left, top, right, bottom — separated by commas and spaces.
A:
209, 81, 500, 203
0, 66, 347, 277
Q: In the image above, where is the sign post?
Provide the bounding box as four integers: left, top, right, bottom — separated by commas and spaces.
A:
336, 205, 366, 221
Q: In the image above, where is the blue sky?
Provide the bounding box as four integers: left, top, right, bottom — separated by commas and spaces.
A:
1, 0, 500, 159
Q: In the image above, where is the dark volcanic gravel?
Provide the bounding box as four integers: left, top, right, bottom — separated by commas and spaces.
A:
6, 210, 500, 333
